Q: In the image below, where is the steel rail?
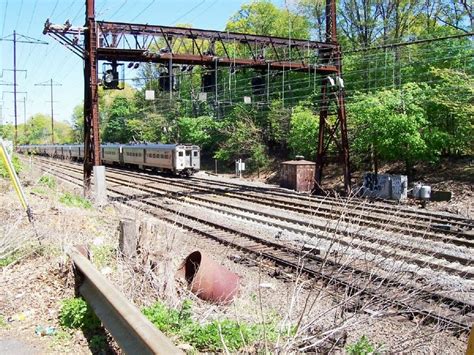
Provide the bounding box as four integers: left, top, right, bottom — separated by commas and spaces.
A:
38, 157, 474, 270
191, 176, 474, 229
69, 247, 182, 355
34, 158, 473, 333
85, 164, 474, 275
109, 167, 474, 245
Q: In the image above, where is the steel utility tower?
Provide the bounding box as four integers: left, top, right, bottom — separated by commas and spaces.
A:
43, 0, 351, 194
315, 0, 351, 194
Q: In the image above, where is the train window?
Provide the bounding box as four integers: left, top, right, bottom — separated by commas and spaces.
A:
178, 151, 183, 157
193, 151, 198, 157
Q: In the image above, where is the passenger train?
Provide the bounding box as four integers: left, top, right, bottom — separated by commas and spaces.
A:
18, 143, 200, 176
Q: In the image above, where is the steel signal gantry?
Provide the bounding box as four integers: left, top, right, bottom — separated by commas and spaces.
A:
42, 0, 351, 194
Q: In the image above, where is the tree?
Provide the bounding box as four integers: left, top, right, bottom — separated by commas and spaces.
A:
71, 104, 84, 143
177, 116, 220, 152
350, 83, 430, 174
425, 68, 474, 155
226, 0, 310, 39
102, 96, 137, 143
287, 105, 319, 160
214, 104, 269, 173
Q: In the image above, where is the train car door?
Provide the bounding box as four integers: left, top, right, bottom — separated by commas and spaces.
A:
185, 149, 192, 167
119, 146, 124, 164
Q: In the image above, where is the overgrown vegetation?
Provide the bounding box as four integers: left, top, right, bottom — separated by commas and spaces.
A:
142, 299, 282, 352
0, 154, 22, 179
0, 249, 22, 267
59, 192, 92, 209
59, 298, 101, 332
90, 244, 115, 269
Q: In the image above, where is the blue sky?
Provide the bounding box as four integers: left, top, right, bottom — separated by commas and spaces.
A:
0, 0, 287, 126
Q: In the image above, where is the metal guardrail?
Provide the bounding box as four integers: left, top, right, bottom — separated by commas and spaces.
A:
69, 247, 183, 355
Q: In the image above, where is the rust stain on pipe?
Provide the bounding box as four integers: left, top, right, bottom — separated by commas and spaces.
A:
184, 251, 239, 304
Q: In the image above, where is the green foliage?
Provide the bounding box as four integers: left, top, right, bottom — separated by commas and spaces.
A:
0, 154, 22, 179
17, 113, 73, 144
226, 0, 310, 39
177, 116, 219, 151
0, 252, 20, 267
0, 124, 14, 140
59, 298, 101, 332
288, 105, 319, 160
346, 335, 376, 355
102, 96, 137, 143
71, 104, 84, 143
350, 83, 431, 170
89, 335, 107, 353
59, 192, 92, 209
425, 68, 474, 155
143, 299, 279, 352
0, 315, 7, 328
38, 175, 56, 189
214, 106, 270, 172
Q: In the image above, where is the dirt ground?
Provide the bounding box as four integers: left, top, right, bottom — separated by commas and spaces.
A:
0, 160, 471, 354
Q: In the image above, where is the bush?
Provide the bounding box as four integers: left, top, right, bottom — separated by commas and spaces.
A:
59, 298, 100, 332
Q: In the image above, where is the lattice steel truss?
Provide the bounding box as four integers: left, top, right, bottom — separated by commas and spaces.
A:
43, 0, 351, 195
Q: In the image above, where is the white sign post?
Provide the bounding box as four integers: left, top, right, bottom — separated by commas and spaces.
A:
145, 90, 155, 100
235, 158, 245, 178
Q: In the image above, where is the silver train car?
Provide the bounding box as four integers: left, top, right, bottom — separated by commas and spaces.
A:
18, 143, 200, 176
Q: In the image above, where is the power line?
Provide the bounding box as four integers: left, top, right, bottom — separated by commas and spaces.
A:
131, 0, 157, 22
35, 79, 62, 144
1, 0, 8, 38
170, 0, 206, 25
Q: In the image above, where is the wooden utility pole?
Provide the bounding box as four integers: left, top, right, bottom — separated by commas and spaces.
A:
35, 79, 62, 144
0, 31, 47, 147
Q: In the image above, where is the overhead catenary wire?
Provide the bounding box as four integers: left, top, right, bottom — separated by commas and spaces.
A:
131, 0, 157, 22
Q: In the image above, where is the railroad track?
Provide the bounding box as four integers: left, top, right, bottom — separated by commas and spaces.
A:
30, 157, 474, 333
34, 158, 474, 284
191, 175, 473, 234
36, 158, 474, 267
107, 167, 474, 249
92, 167, 474, 280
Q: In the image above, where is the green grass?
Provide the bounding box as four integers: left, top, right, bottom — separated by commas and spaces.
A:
142, 300, 283, 352
0, 250, 22, 268
0, 154, 22, 178
59, 192, 92, 209
38, 175, 56, 189
0, 315, 7, 328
